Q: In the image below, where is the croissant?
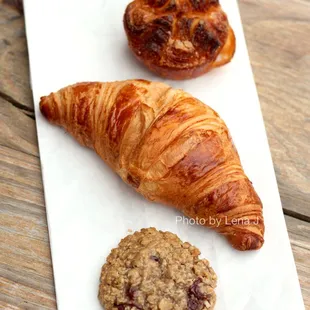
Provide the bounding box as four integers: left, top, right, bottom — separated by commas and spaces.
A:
40, 80, 264, 251
124, 0, 236, 79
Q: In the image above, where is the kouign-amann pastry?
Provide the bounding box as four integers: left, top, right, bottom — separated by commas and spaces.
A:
124, 0, 236, 79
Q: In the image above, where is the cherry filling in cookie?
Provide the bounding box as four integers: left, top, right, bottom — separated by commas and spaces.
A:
188, 278, 214, 309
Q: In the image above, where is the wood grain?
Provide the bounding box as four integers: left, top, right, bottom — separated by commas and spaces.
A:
0, 97, 38, 156
286, 215, 310, 309
0, 0, 33, 111
0, 0, 309, 309
0, 98, 56, 308
239, 0, 310, 219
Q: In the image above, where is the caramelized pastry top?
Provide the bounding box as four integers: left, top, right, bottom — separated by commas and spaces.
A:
124, 0, 235, 79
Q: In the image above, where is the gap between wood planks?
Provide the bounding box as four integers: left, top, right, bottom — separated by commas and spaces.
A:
0, 91, 35, 120
283, 209, 310, 224
1, 91, 310, 225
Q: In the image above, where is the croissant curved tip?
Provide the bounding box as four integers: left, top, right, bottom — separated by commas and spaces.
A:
228, 232, 264, 251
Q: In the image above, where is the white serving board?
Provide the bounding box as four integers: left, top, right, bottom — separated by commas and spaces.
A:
23, 0, 304, 309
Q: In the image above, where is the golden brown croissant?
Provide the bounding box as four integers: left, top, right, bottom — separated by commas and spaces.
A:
40, 80, 264, 251
124, 0, 236, 79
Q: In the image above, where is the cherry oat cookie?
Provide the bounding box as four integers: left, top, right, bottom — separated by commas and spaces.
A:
98, 228, 217, 310
124, 0, 236, 79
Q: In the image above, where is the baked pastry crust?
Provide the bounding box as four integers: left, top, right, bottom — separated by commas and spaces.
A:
124, 0, 236, 79
99, 228, 217, 310
40, 80, 265, 251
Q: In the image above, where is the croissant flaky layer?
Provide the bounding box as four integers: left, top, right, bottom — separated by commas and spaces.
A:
124, 0, 236, 79
40, 80, 264, 250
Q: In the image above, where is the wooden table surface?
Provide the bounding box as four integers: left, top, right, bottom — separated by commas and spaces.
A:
0, 0, 309, 309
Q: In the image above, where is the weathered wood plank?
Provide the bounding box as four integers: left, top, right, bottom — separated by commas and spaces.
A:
0, 97, 38, 157
0, 277, 56, 310
285, 215, 310, 309
0, 127, 56, 308
0, 98, 55, 308
0, 300, 21, 310
2, 1, 23, 14
240, 0, 310, 218
0, 1, 33, 111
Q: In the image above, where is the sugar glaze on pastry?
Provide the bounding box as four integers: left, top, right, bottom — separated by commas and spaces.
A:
124, 0, 236, 79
